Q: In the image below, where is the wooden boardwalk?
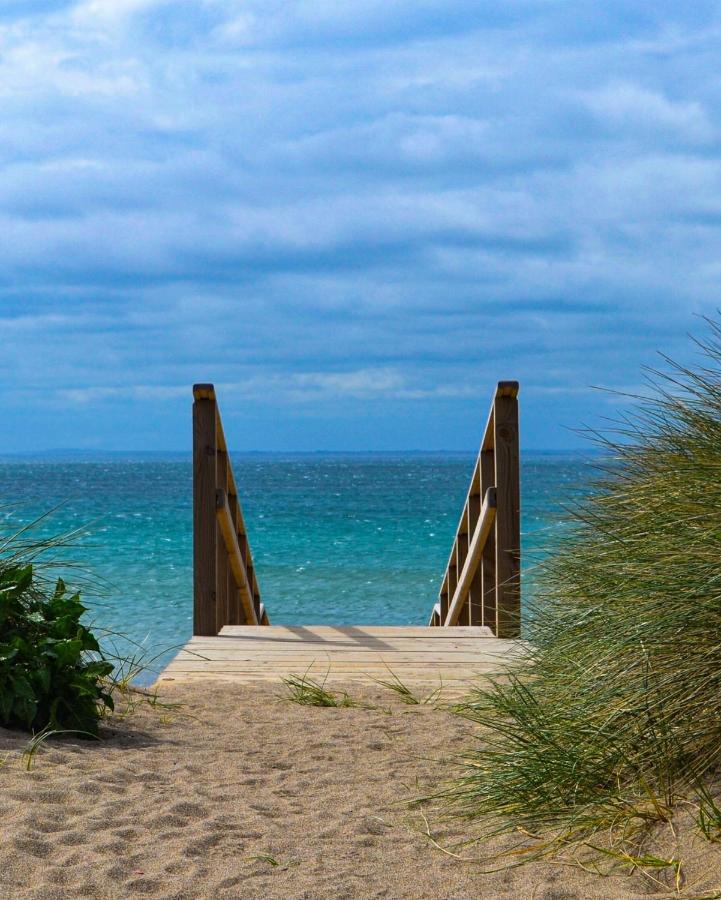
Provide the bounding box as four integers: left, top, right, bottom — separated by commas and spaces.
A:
164, 383, 523, 692
158, 625, 519, 689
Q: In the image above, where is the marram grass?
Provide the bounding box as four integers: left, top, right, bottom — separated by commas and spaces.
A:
444, 319, 721, 871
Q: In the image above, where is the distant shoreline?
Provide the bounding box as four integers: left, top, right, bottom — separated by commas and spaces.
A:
0, 448, 604, 462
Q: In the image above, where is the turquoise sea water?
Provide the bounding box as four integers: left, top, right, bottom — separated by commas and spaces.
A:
0, 453, 596, 678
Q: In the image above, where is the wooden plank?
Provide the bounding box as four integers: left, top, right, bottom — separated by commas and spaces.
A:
183, 641, 499, 651
216, 488, 258, 625
480, 447, 496, 631
444, 488, 497, 626
218, 625, 491, 637
192, 387, 217, 636
226, 492, 243, 626
187, 647, 498, 655
160, 663, 492, 680
466, 492, 482, 625
178, 636, 507, 646
493, 389, 521, 638
158, 673, 483, 685
456, 529, 469, 623
172, 651, 512, 662
166, 657, 498, 668
215, 448, 231, 633
163, 660, 507, 670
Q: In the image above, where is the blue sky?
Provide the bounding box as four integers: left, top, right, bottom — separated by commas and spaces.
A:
2, 1, 721, 451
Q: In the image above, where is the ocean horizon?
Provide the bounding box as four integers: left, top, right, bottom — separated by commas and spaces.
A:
0, 451, 598, 680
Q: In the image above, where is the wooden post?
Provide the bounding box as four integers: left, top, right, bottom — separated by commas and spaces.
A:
193, 384, 218, 636
493, 383, 521, 638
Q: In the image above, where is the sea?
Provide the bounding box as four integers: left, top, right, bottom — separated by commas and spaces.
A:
0, 453, 597, 680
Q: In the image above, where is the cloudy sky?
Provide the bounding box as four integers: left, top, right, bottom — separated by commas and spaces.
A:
2, 1, 721, 451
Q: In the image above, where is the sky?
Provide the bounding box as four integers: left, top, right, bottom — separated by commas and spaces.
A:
3, 1, 721, 452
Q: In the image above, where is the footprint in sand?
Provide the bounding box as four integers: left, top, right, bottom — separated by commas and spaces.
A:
183, 833, 226, 857
152, 813, 190, 828
76, 779, 103, 794
26, 816, 67, 834
170, 800, 206, 817
13, 834, 52, 858
125, 875, 166, 895
112, 826, 141, 840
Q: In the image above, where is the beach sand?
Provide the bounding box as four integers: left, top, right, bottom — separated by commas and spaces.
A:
1, 682, 718, 899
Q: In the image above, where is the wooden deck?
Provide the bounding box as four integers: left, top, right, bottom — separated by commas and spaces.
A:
158, 625, 519, 689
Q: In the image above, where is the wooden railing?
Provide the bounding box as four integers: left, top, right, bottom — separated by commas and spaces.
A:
429, 382, 520, 637
193, 384, 268, 635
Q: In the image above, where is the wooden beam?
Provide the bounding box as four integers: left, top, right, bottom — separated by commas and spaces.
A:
193, 389, 218, 636
444, 487, 497, 626
226, 492, 244, 626
494, 390, 521, 638
466, 491, 482, 625
216, 488, 259, 626
480, 446, 496, 630
215, 448, 231, 633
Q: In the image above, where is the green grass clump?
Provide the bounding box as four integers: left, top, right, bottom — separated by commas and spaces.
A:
445, 318, 721, 868
282, 670, 363, 707
374, 668, 443, 706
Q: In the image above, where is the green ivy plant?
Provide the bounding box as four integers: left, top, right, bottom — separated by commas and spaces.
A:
0, 564, 114, 735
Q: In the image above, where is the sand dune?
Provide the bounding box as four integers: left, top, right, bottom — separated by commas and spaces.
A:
0, 682, 711, 899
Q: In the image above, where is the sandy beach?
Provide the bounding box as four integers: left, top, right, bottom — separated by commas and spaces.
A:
1, 681, 718, 900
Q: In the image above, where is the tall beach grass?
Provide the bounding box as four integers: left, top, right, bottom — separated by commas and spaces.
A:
444, 318, 721, 871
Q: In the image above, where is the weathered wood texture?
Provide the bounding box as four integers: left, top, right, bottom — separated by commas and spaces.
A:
430, 382, 521, 637
159, 625, 522, 689
192, 389, 217, 636
193, 384, 267, 635
444, 488, 496, 626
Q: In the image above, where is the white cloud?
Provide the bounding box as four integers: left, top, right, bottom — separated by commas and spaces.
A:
2, 1, 721, 449
580, 81, 714, 141
71, 0, 170, 27
55, 368, 478, 407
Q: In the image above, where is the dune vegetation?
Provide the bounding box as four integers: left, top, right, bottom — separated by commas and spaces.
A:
0, 525, 114, 736
445, 318, 721, 874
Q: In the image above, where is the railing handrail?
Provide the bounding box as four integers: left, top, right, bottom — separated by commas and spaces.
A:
444, 486, 496, 626
193, 383, 268, 635
429, 381, 520, 637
